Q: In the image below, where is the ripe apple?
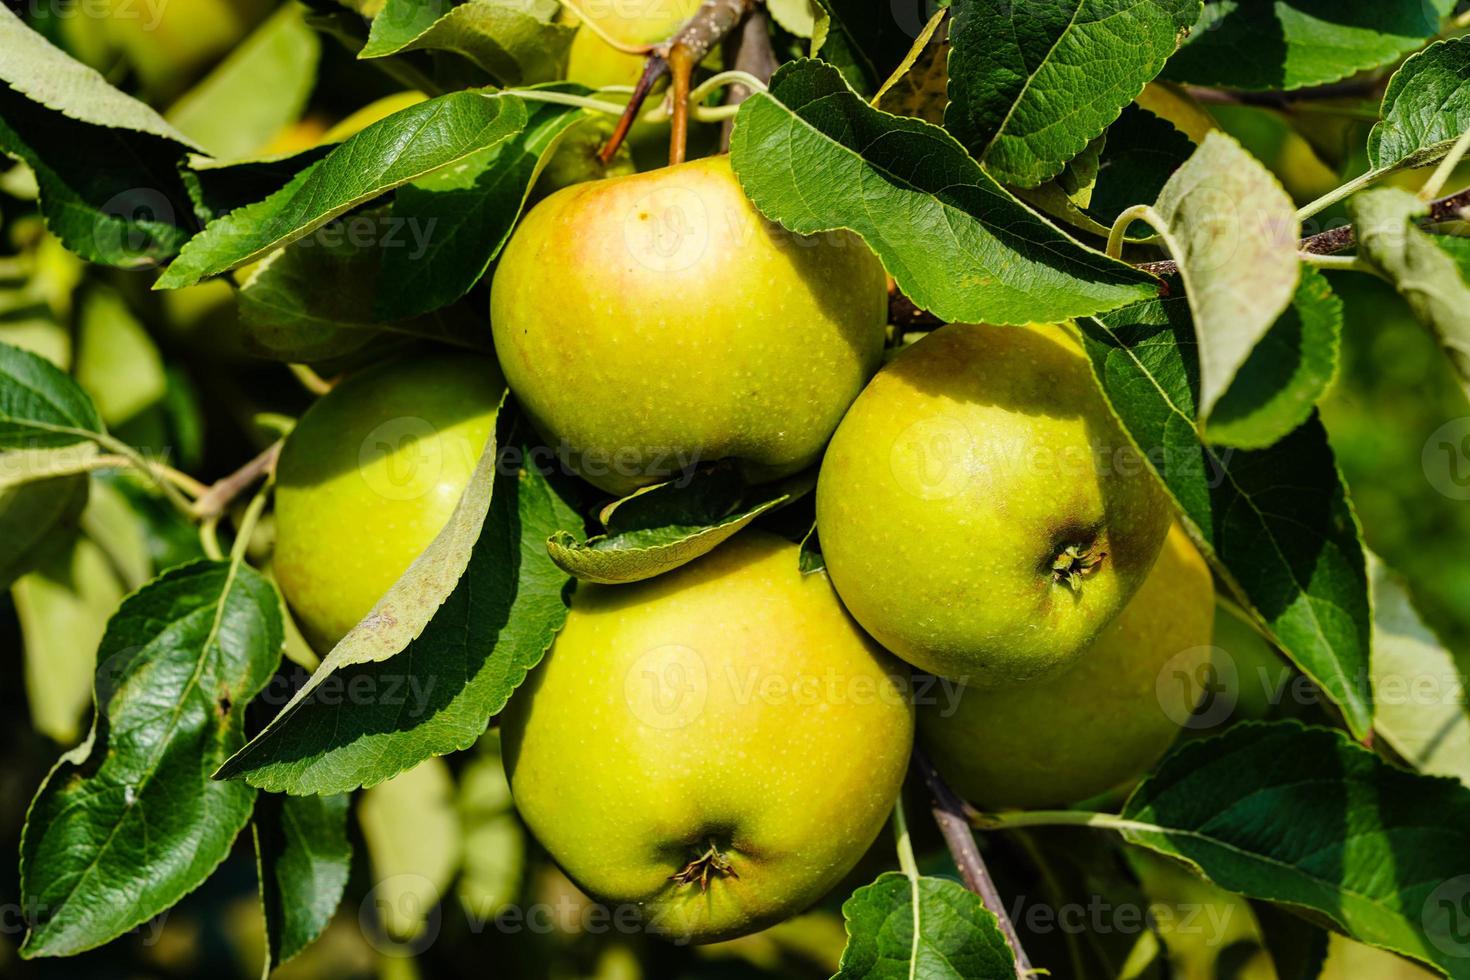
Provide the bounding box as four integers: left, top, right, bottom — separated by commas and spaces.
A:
272, 354, 503, 652
816, 321, 1171, 685
918, 523, 1215, 809
500, 531, 914, 944
491, 155, 888, 497
564, 0, 704, 90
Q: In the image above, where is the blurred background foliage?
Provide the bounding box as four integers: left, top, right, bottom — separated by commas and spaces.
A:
0, 1, 1465, 978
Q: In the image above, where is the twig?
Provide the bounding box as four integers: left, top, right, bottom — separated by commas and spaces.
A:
192, 441, 282, 520
598, 0, 757, 163
915, 750, 1034, 978
1137, 185, 1470, 279
720, 6, 777, 151
1182, 79, 1385, 109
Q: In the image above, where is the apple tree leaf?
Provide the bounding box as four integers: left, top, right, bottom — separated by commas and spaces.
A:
1369, 555, 1470, 789
0, 341, 105, 450
236, 206, 492, 363
1086, 103, 1198, 229
0, 474, 88, 592
546, 466, 811, 585
214, 405, 584, 795
834, 871, 1016, 980
361, 0, 573, 85
730, 60, 1158, 327
872, 9, 949, 124
165, 5, 322, 162
1079, 292, 1373, 739
1205, 267, 1343, 450
254, 792, 352, 973
810, 0, 927, 95
0, 7, 201, 268
18, 561, 283, 957
1351, 189, 1470, 401
1369, 38, 1470, 174
156, 91, 529, 289
1163, 0, 1457, 92
1148, 131, 1301, 421
945, 0, 1200, 188
457, 733, 525, 921
374, 96, 587, 321
358, 759, 462, 942
1118, 721, 1470, 979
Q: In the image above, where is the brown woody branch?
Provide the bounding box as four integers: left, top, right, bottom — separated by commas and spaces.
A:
1137, 185, 1470, 279
888, 185, 1470, 320
191, 441, 282, 520
720, 6, 778, 151
598, 0, 758, 164
915, 750, 1034, 978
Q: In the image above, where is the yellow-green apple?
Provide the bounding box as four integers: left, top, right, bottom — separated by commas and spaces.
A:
816, 321, 1171, 685
491, 155, 888, 497
272, 354, 503, 651
919, 524, 1214, 809
500, 531, 914, 943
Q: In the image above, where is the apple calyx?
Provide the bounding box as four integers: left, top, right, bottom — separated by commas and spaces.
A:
669, 841, 739, 892
1051, 543, 1107, 592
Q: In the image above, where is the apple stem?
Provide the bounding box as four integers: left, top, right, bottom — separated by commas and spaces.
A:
668, 43, 696, 166
597, 0, 758, 164
915, 750, 1034, 978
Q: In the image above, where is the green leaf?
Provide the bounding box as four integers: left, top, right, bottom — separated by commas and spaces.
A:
215, 408, 583, 795
166, 5, 323, 162
358, 759, 461, 942
0, 473, 87, 591
361, 0, 574, 85
1148, 131, 1301, 421
374, 97, 587, 321
156, 91, 529, 289
1352, 189, 1470, 401
1370, 555, 1470, 789
74, 287, 167, 428
13, 531, 123, 745
834, 871, 1016, 979
0, 7, 200, 268
946, 0, 1200, 188
0, 340, 105, 450
730, 60, 1158, 326
254, 792, 352, 973
872, 9, 950, 124
456, 734, 524, 921
1119, 721, 1470, 979
1252, 900, 1331, 980
811, 0, 925, 95
19, 561, 283, 957
1369, 38, 1470, 174
769, 0, 818, 38
546, 466, 811, 585
1086, 103, 1197, 228
1164, 0, 1455, 92
1206, 267, 1343, 449
1080, 295, 1373, 738
236, 206, 492, 362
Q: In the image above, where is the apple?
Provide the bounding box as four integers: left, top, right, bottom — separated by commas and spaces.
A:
918, 523, 1214, 809
563, 0, 705, 90
816, 321, 1171, 685
272, 354, 503, 652
100, 0, 274, 101
490, 155, 888, 497
500, 531, 914, 944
